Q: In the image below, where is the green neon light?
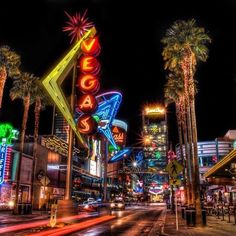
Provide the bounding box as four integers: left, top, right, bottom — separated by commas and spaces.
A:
154, 151, 161, 160
0, 123, 19, 145
108, 144, 121, 153
92, 115, 100, 122
41, 27, 96, 148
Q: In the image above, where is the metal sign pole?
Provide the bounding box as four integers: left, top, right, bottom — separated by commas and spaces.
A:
175, 187, 179, 231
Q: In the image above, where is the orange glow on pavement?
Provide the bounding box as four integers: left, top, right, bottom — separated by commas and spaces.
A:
0, 213, 90, 234
27, 215, 116, 236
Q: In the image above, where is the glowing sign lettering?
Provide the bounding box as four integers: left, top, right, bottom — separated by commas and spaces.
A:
112, 125, 126, 145
113, 132, 125, 144
77, 114, 97, 134
0, 144, 7, 184
80, 56, 100, 74
81, 37, 100, 55
77, 94, 98, 113
77, 33, 101, 137
77, 74, 100, 94
145, 107, 165, 115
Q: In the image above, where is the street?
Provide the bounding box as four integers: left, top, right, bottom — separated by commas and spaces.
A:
0, 204, 165, 236
72, 204, 164, 236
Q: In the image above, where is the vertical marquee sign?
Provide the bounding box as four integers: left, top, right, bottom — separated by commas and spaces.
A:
0, 123, 18, 185
76, 35, 101, 135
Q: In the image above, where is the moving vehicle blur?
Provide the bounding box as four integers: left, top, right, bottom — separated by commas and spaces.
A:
78, 200, 98, 212
110, 199, 125, 211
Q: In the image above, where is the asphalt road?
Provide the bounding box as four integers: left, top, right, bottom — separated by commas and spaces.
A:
71, 205, 164, 236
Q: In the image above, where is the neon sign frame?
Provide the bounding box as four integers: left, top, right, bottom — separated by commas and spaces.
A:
0, 123, 18, 185
108, 148, 131, 163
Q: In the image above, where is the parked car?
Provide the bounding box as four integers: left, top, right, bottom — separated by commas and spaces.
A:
110, 200, 125, 211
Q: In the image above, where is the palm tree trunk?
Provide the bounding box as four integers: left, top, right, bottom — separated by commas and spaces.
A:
176, 102, 187, 205
181, 58, 194, 205
0, 67, 7, 109
13, 94, 30, 214
181, 101, 191, 206
190, 94, 202, 226
30, 97, 41, 210
187, 47, 203, 226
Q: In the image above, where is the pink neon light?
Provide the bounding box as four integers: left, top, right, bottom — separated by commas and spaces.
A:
4, 146, 12, 182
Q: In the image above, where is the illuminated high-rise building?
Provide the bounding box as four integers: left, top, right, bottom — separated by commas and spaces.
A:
142, 104, 168, 200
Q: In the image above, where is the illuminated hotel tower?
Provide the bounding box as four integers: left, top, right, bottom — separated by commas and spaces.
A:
142, 105, 168, 190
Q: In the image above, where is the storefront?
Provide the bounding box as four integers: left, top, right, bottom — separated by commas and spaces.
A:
204, 149, 236, 204
0, 149, 32, 210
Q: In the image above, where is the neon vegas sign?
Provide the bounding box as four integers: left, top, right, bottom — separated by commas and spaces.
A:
77, 36, 101, 135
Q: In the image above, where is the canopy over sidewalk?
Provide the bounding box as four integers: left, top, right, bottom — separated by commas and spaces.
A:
204, 149, 236, 185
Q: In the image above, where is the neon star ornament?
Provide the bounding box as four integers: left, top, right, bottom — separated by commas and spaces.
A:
63, 10, 94, 43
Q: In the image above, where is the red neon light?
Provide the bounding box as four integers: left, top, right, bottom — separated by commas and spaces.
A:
4, 146, 12, 182
112, 126, 126, 144
77, 74, 100, 94
77, 94, 98, 114
77, 114, 97, 135
79, 56, 100, 74
81, 37, 101, 56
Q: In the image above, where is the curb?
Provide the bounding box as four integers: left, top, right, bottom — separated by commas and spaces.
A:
148, 207, 167, 236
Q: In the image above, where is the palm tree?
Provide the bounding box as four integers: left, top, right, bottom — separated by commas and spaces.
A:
164, 73, 191, 205
0, 45, 21, 109
162, 19, 211, 226
10, 72, 36, 214
30, 79, 50, 209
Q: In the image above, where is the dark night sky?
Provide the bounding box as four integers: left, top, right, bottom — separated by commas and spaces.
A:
1, 0, 236, 147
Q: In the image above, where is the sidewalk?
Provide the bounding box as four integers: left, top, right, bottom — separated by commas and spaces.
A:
162, 208, 236, 236
0, 210, 48, 225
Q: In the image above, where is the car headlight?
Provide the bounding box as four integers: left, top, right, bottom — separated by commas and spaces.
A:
110, 203, 115, 207
84, 204, 89, 209
118, 203, 123, 208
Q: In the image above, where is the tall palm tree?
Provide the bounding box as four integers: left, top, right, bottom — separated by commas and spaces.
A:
30, 79, 50, 209
0, 45, 21, 109
164, 73, 191, 205
10, 72, 36, 214
162, 19, 211, 226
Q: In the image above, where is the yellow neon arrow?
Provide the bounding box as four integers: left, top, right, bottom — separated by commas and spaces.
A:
41, 27, 96, 147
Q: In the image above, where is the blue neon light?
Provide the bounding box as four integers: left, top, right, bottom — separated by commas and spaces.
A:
95, 91, 122, 149
108, 148, 131, 163
75, 91, 122, 149
0, 143, 7, 185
